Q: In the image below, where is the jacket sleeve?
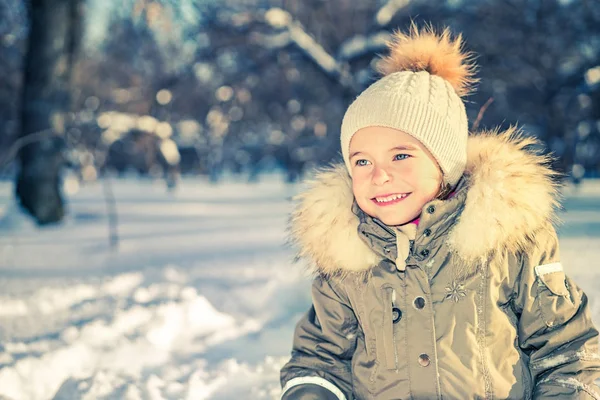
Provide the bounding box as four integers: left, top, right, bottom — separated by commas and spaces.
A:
512, 226, 600, 399
280, 275, 358, 400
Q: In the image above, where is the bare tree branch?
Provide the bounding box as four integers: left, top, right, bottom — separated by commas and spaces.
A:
472, 97, 494, 132
0, 129, 56, 170
102, 176, 119, 250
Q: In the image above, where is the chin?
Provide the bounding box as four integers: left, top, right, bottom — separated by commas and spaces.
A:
377, 215, 412, 226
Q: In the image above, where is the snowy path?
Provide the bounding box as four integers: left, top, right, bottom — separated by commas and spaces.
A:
0, 177, 599, 400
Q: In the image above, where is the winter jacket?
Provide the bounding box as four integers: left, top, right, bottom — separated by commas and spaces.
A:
280, 129, 600, 399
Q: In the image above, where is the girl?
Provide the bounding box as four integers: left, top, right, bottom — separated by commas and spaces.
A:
280, 25, 600, 399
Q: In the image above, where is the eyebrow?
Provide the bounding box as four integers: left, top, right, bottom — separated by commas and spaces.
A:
349, 145, 417, 159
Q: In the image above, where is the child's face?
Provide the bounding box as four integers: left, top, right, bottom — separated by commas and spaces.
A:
349, 126, 443, 226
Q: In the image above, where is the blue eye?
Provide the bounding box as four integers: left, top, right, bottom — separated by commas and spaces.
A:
394, 154, 409, 161
355, 159, 371, 166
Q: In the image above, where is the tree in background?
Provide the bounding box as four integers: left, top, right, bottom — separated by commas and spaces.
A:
15, 0, 82, 224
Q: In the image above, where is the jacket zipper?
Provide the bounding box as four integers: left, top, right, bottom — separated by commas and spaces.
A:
391, 288, 399, 372
383, 287, 399, 370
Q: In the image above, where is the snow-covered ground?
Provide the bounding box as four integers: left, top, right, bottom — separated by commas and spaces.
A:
0, 176, 599, 400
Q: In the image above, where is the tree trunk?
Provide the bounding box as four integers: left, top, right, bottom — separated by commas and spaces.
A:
16, 0, 81, 225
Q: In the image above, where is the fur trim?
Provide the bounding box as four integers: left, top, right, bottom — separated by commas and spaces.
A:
290, 128, 561, 274
289, 164, 380, 276
377, 23, 478, 97
446, 127, 561, 263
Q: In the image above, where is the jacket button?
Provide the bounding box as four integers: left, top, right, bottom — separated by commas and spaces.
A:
392, 307, 402, 323
420, 249, 430, 258
418, 354, 430, 367
423, 228, 432, 237
414, 296, 426, 309
427, 205, 436, 214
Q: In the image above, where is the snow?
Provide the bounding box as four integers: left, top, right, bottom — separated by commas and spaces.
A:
264, 8, 292, 29
259, 9, 349, 86
338, 32, 390, 61
586, 65, 600, 86
0, 177, 599, 400
288, 23, 339, 75
375, 0, 411, 27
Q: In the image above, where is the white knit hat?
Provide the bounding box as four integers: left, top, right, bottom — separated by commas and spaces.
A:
341, 25, 477, 189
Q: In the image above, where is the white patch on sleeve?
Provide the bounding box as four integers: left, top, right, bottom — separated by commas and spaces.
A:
534, 262, 563, 276
531, 351, 600, 371
281, 376, 347, 400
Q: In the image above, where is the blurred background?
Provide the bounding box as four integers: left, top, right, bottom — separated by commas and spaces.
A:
1, 0, 600, 223
0, 0, 600, 399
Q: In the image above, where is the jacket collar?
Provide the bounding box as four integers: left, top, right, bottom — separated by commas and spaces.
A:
352, 179, 468, 264
289, 128, 561, 275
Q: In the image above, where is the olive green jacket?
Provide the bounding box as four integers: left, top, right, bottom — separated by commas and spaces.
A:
280, 129, 600, 399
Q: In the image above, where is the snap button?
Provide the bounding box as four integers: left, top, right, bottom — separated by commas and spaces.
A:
427, 205, 435, 214
423, 228, 432, 237
392, 307, 402, 323
420, 249, 430, 258
414, 296, 426, 309
418, 354, 430, 367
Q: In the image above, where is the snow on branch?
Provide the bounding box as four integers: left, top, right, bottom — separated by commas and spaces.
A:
375, 0, 411, 27
288, 23, 340, 76
252, 8, 400, 91
338, 32, 390, 61
249, 7, 401, 91
261, 8, 356, 90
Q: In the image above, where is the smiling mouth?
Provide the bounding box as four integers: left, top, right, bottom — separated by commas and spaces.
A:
371, 193, 411, 205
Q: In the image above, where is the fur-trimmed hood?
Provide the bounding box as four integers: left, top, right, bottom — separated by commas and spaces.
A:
289, 128, 561, 275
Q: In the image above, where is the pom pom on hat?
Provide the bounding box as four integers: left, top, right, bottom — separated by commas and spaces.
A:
377, 23, 478, 97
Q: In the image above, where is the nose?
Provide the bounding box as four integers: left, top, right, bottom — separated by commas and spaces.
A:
372, 166, 391, 185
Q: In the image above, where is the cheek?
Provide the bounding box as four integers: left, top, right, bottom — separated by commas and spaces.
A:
351, 169, 371, 190
391, 162, 418, 181
411, 161, 442, 190
394, 162, 414, 175
352, 176, 368, 198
